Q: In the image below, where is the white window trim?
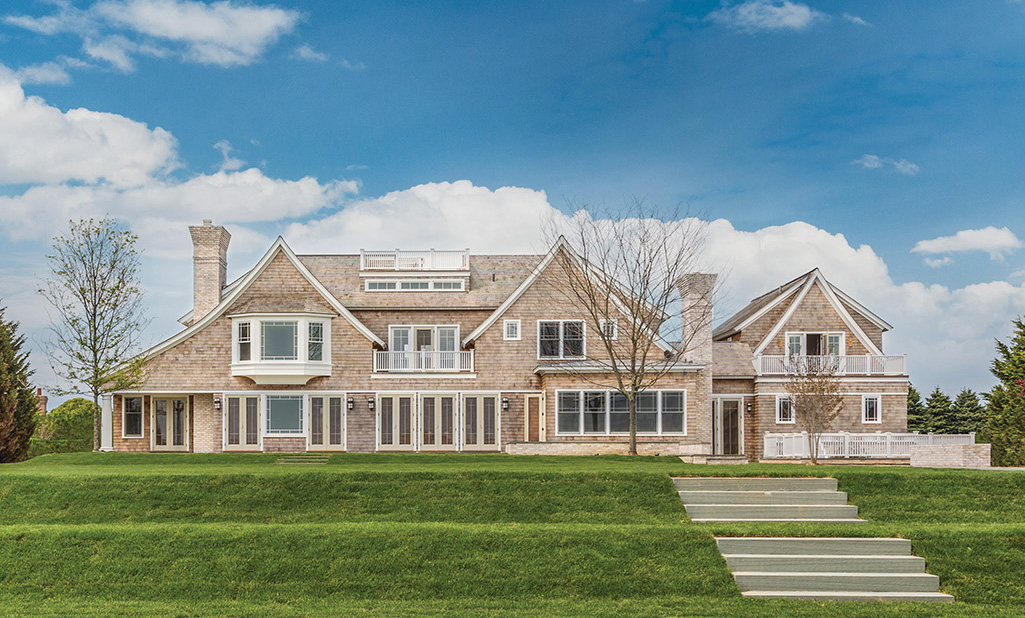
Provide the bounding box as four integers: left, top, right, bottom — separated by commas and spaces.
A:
784, 331, 846, 356
861, 394, 883, 424
230, 314, 333, 365
599, 319, 618, 341
122, 395, 145, 438
554, 389, 687, 437
222, 394, 263, 451
388, 324, 461, 351
364, 279, 465, 292
537, 319, 587, 360
503, 319, 521, 341
775, 395, 795, 424
264, 394, 306, 437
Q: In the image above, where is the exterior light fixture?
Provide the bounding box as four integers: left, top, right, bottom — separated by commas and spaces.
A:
501, 397, 509, 410
213, 395, 222, 410
347, 397, 355, 410
368, 397, 376, 411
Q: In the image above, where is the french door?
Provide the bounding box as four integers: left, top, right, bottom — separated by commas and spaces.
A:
419, 394, 457, 451
462, 395, 499, 451
379, 395, 415, 451
225, 396, 260, 451
152, 397, 188, 451
309, 396, 345, 451
714, 398, 743, 456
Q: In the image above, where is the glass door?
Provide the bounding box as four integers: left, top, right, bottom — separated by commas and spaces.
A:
462, 395, 500, 451
153, 397, 188, 451
714, 398, 742, 456
225, 396, 260, 451
419, 394, 457, 451
378, 395, 415, 451
309, 396, 345, 451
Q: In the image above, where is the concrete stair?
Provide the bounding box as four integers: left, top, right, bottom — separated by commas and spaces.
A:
275, 453, 330, 465
716, 537, 953, 602
674, 477, 863, 523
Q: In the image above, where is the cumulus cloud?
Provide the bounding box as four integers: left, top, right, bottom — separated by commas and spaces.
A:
924, 257, 953, 268
6, 0, 300, 72
912, 227, 1024, 262
707, 1, 826, 33
12, 61, 72, 85
0, 67, 179, 186
853, 154, 920, 176
292, 44, 328, 62
213, 140, 245, 171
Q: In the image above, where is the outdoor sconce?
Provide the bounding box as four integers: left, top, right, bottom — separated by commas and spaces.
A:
346, 397, 355, 410
213, 395, 222, 410
501, 397, 509, 410
746, 402, 753, 413
367, 397, 376, 411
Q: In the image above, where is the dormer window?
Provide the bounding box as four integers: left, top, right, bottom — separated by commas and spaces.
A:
230, 313, 332, 385
364, 279, 465, 292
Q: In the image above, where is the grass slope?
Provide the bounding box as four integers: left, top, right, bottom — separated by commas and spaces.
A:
1, 453, 1024, 617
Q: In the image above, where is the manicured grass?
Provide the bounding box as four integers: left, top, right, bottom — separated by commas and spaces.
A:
2, 453, 1025, 617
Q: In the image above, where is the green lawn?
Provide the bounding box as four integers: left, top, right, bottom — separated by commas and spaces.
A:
1, 453, 1024, 617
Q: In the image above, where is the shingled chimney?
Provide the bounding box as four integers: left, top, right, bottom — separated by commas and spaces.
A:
189, 220, 231, 323
679, 273, 716, 364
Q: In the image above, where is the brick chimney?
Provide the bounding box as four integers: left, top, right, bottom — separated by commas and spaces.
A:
679, 273, 716, 365
36, 388, 48, 415
188, 220, 231, 322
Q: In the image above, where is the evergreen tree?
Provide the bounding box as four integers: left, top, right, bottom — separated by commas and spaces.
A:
987, 318, 1025, 466
925, 387, 955, 434
951, 388, 987, 436
906, 385, 930, 432
0, 305, 38, 463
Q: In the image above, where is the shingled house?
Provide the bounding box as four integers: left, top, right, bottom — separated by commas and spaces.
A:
99, 221, 909, 460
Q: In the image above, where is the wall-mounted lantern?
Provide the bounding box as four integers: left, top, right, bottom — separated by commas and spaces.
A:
213, 395, 222, 410
347, 397, 355, 410
368, 397, 376, 411
501, 397, 509, 410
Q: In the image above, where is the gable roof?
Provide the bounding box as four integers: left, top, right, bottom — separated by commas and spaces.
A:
142, 237, 384, 361
461, 236, 676, 353
716, 268, 886, 357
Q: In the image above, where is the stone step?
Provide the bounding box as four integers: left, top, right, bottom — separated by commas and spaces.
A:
724, 554, 926, 573
679, 490, 849, 505
673, 477, 837, 491
716, 537, 911, 556
741, 590, 954, 602
686, 504, 860, 521
704, 455, 749, 465
733, 572, 941, 593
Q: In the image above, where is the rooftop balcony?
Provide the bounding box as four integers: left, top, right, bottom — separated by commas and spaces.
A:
360, 249, 470, 271
757, 354, 906, 376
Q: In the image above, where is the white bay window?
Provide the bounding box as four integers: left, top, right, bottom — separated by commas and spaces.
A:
230, 313, 332, 384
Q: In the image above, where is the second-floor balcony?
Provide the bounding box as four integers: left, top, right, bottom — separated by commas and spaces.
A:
757, 354, 906, 376
373, 350, 475, 373
360, 249, 470, 271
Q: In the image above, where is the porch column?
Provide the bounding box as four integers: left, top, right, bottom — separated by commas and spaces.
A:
100, 394, 114, 451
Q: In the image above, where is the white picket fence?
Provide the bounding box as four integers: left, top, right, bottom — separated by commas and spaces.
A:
763, 431, 976, 459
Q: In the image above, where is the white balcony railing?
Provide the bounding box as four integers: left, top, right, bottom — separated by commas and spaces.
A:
763, 431, 976, 459
360, 249, 470, 271
757, 354, 906, 376
373, 350, 474, 373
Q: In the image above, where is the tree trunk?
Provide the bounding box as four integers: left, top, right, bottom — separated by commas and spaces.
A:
92, 392, 100, 452
628, 395, 638, 456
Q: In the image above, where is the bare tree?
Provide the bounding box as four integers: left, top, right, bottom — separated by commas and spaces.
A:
541, 202, 713, 455
40, 219, 147, 451
784, 357, 845, 464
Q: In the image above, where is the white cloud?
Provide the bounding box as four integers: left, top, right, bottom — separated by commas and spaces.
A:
0, 66, 178, 186
213, 140, 245, 171
924, 257, 953, 268
340, 59, 367, 71
708, 1, 826, 33
912, 226, 1024, 262
853, 154, 920, 176
6, 0, 300, 73
292, 44, 328, 62
94, 0, 300, 66
13, 61, 72, 85
842, 13, 870, 26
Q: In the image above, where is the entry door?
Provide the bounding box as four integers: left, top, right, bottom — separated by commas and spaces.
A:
379, 395, 415, 451
310, 396, 345, 451
225, 396, 260, 451
462, 395, 499, 451
524, 394, 543, 441
420, 394, 457, 451
715, 399, 742, 455
415, 328, 433, 369
153, 397, 188, 451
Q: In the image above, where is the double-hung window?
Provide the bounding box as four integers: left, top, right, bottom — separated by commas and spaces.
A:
538, 320, 585, 359
862, 395, 881, 424
503, 319, 521, 341
556, 390, 686, 435
308, 322, 324, 361
237, 322, 251, 361
776, 396, 795, 424
123, 396, 143, 437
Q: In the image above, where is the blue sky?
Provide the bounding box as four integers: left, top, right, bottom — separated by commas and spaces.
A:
1, 0, 1024, 403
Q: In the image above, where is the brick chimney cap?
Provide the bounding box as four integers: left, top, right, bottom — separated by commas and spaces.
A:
203, 219, 213, 226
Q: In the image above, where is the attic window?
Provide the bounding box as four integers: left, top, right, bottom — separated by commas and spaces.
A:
364, 279, 465, 292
